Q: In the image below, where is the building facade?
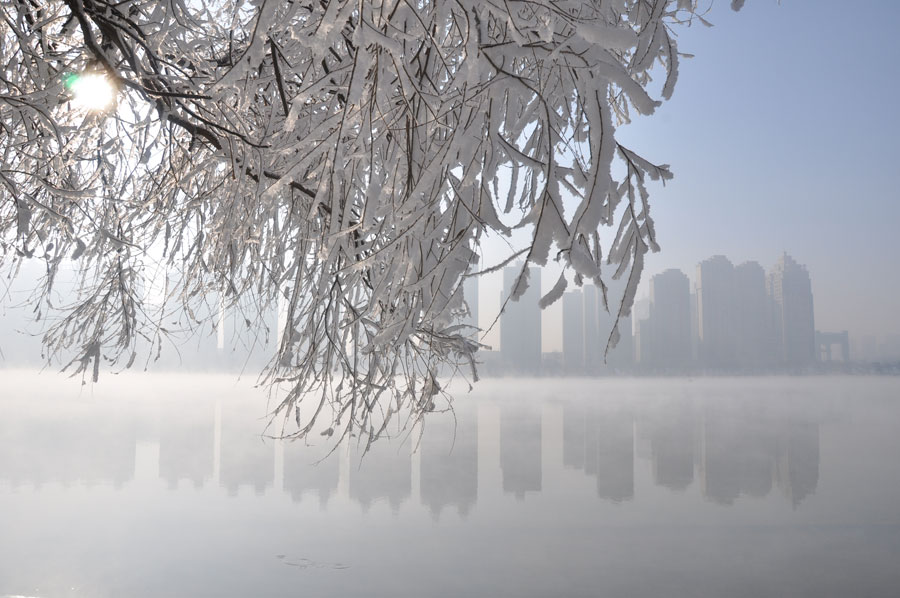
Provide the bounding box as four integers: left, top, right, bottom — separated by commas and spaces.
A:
734, 261, 771, 368
767, 253, 815, 367
638, 269, 691, 370
696, 255, 736, 369
500, 265, 542, 373
562, 290, 585, 373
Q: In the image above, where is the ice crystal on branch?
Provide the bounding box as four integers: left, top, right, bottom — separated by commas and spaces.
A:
0, 1, 737, 440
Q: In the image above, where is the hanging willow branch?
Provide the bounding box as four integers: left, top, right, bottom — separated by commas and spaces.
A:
0, 0, 738, 441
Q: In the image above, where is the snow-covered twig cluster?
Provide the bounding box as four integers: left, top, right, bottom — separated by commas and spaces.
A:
0, 0, 735, 442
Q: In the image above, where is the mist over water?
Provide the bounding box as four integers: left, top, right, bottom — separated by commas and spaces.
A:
2, 372, 899, 597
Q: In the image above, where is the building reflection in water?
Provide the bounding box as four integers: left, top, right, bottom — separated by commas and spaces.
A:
594, 411, 634, 502
420, 406, 478, 518
563, 405, 634, 502
500, 406, 542, 500
349, 433, 411, 512
0, 405, 136, 489
159, 400, 214, 489
219, 401, 274, 496
645, 403, 694, 491
700, 405, 776, 504
282, 439, 339, 506
698, 398, 819, 506
0, 388, 820, 509
776, 419, 819, 507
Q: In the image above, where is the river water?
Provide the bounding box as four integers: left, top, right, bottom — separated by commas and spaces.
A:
1, 373, 898, 597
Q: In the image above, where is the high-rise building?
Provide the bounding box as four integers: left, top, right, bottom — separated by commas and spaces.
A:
500, 265, 542, 373
767, 253, 815, 366
562, 290, 585, 373
582, 283, 602, 373
696, 255, 736, 369
734, 261, 770, 368
643, 269, 692, 369
633, 298, 652, 366
635, 316, 651, 367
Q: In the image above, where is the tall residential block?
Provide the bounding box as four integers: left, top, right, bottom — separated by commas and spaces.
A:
641, 269, 691, 369
696, 255, 736, 369
562, 290, 585, 373
583, 284, 602, 373
500, 265, 542, 373
734, 261, 770, 368
767, 253, 815, 366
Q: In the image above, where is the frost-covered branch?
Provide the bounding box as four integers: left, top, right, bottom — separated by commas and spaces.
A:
0, 0, 738, 440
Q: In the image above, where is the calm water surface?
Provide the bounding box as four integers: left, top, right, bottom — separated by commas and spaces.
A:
1, 373, 899, 597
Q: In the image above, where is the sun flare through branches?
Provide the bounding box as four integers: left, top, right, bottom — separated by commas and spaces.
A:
66, 72, 116, 112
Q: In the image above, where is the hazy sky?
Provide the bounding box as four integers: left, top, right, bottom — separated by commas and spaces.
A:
480, 0, 900, 352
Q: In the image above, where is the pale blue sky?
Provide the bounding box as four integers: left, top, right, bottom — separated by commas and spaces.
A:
480, 0, 900, 351
619, 0, 900, 339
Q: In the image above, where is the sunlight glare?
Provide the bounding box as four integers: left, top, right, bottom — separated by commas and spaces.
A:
70, 73, 116, 111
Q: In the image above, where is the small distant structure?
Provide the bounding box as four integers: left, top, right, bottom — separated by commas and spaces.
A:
816, 330, 849, 363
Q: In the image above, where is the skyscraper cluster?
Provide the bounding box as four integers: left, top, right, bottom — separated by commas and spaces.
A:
167, 252, 814, 374
635, 252, 817, 372
488, 255, 816, 374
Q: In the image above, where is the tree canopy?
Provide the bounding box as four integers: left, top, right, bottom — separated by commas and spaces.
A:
0, 0, 740, 440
